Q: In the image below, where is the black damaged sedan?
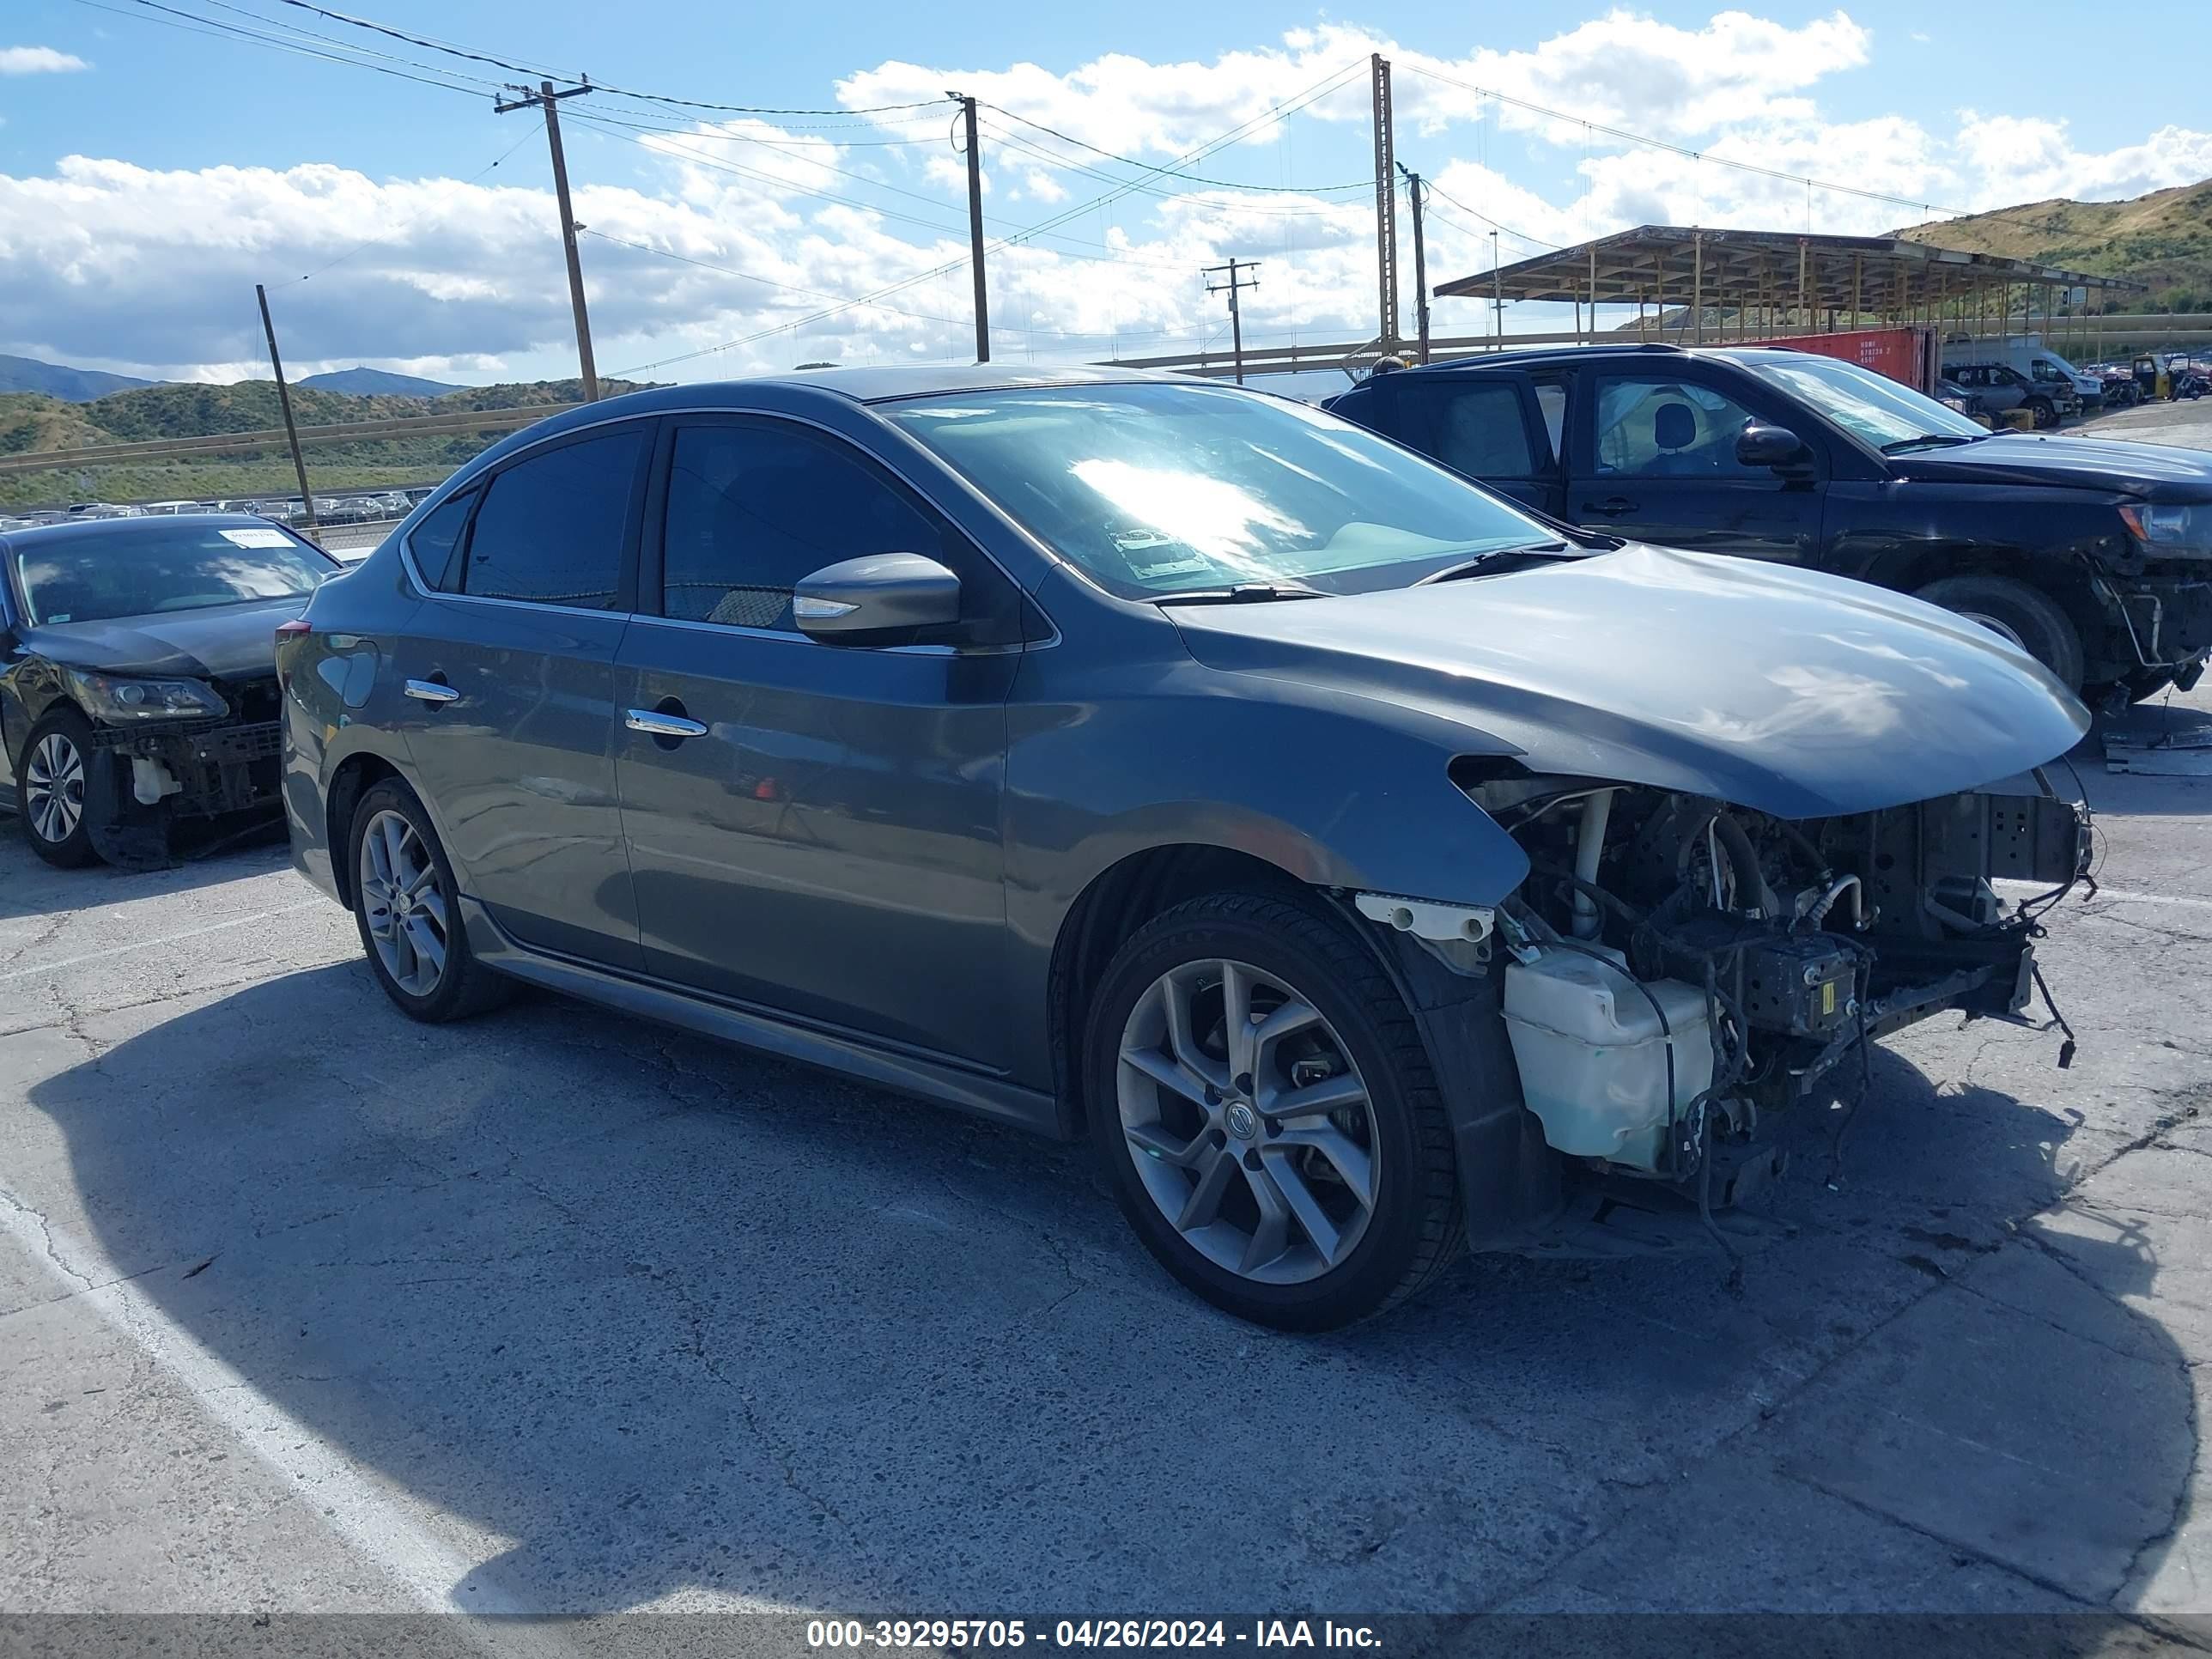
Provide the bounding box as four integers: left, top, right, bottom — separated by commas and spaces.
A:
0, 514, 340, 867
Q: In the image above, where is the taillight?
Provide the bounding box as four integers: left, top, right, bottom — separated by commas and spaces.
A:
276, 619, 312, 640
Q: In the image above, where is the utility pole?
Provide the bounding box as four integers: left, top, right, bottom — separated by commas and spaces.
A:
1370, 53, 1399, 352
255, 283, 317, 533
949, 91, 990, 362
1492, 229, 1504, 345
498, 80, 599, 400
1397, 164, 1431, 363
1202, 259, 1261, 383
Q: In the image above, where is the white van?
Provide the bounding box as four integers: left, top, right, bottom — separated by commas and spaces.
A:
1941, 335, 2100, 414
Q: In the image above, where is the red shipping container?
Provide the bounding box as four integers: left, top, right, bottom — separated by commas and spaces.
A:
1778, 326, 1935, 394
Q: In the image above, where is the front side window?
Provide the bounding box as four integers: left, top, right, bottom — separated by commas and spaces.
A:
462, 428, 645, 609
1592, 377, 1764, 477
885, 382, 1555, 599
659, 421, 1010, 637
8, 521, 336, 627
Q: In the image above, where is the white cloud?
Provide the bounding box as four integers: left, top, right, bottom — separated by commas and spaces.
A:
2, 10, 2208, 386
0, 46, 88, 75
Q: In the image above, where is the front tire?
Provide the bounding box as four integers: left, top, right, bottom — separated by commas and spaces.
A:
1084, 892, 1462, 1331
19, 710, 100, 868
347, 778, 509, 1022
1915, 574, 2086, 693
2027, 397, 2057, 428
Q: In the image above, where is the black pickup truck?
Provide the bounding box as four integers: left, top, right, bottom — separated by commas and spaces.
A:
1325, 343, 2212, 704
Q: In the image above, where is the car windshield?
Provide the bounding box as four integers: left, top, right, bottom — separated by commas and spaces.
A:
7, 521, 336, 626
884, 382, 1559, 598
1745, 355, 1988, 452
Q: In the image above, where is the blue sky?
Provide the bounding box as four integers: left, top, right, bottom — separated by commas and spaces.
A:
3, 2, 2209, 387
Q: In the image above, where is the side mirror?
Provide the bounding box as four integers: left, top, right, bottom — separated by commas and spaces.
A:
1737, 423, 1810, 470
793, 553, 961, 641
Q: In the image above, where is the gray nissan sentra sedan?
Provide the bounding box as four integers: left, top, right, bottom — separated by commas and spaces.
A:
278, 366, 2091, 1329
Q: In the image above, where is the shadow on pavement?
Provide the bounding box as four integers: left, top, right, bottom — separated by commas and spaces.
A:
0, 820, 289, 923
20, 963, 2198, 1616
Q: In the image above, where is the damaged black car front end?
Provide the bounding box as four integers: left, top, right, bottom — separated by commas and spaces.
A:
0, 514, 338, 869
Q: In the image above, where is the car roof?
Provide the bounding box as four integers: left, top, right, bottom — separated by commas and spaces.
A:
0, 512, 284, 549
441, 362, 1214, 477
601, 362, 1180, 414
1395, 343, 1833, 375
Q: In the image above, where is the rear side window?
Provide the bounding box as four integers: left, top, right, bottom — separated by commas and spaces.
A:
409, 488, 477, 592
1393, 382, 1540, 477
464, 428, 645, 609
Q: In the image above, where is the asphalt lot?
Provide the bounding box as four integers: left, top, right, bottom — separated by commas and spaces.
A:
9, 411, 2212, 1642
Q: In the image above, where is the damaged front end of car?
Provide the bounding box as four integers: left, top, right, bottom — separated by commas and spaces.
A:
1357, 768, 2090, 1258
72, 669, 287, 867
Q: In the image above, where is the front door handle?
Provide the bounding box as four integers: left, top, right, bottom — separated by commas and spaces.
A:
625, 708, 708, 739
404, 678, 460, 704
1580, 497, 1639, 518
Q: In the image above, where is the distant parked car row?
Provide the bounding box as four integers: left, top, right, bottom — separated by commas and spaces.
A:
0, 486, 437, 537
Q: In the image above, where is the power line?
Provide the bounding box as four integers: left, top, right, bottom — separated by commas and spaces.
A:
1396, 61, 2080, 242
580, 228, 1194, 342
607, 58, 1371, 374
568, 111, 1194, 272
979, 121, 1369, 222
297, 129, 538, 281
981, 104, 1374, 194
1419, 182, 1562, 252
261, 0, 944, 117
76, 0, 489, 95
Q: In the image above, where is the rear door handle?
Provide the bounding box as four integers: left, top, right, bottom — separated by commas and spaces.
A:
625, 708, 708, 739
404, 678, 460, 704
1580, 497, 1638, 518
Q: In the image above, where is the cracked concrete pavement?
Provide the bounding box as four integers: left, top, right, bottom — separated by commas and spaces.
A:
4, 697, 2212, 1637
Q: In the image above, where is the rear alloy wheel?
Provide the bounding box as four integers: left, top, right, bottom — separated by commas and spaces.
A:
1086, 893, 1462, 1330
348, 778, 509, 1022
19, 711, 99, 868
1915, 574, 2086, 693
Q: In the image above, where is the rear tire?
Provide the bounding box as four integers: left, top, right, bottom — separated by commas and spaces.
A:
1915, 574, 2085, 693
18, 710, 100, 868
347, 778, 510, 1022
1084, 892, 1462, 1331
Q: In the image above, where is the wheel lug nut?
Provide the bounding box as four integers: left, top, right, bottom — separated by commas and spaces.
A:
1234, 1073, 1253, 1096
1242, 1149, 1262, 1171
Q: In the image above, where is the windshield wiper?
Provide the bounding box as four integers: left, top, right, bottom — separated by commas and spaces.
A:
1881, 434, 1986, 454
1153, 582, 1327, 605
1416, 541, 1574, 584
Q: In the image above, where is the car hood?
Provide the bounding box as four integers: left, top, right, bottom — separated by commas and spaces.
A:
1887, 432, 2212, 501
16, 596, 304, 680
1170, 542, 2089, 820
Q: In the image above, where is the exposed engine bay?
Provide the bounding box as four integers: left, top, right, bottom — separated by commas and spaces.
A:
1455, 773, 2091, 1202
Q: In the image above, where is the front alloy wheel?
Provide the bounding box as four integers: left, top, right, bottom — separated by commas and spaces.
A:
19, 712, 99, 867
25, 732, 86, 848
1086, 893, 1464, 1330
1116, 958, 1379, 1284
